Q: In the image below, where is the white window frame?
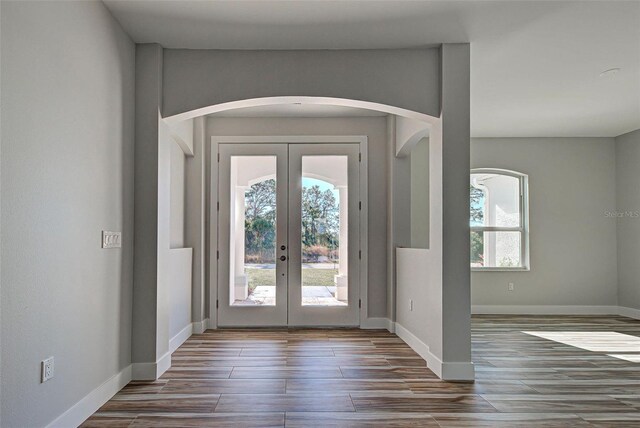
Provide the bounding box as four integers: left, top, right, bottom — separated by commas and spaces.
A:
471, 168, 530, 272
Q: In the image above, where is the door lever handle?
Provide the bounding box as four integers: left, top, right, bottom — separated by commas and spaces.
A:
280, 255, 287, 261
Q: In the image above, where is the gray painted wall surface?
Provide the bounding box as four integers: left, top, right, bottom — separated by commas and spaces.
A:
156, 118, 173, 361
440, 44, 471, 366
132, 44, 163, 365
411, 138, 430, 248
170, 141, 186, 248
385, 116, 397, 322
206, 116, 389, 318
615, 129, 640, 310
168, 249, 192, 339
162, 49, 441, 119
0, 1, 135, 426
471, 138, 618, 306
388, 118, 412, 323
185, 117, 208, 324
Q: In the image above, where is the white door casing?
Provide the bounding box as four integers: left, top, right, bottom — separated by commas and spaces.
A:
208, 135, 368, 328
211, 136, 368, 328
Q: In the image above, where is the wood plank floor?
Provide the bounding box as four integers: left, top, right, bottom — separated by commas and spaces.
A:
83, 315, 640, 427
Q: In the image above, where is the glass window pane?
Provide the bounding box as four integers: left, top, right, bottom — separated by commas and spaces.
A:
229, 156, 277, 306
471, 231, 522, 268
471, 173, 521, 227
301, 156, 347, 306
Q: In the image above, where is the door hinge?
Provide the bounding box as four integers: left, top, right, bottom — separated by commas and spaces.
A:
359, 153, 361, 162
359, 201, 362, 210
217, 153, 220, 162
217, 250, 219, 259
359, 250, 361, 259
217, 201, 220, 211
359, 299, 362, 308
216, 299, 219, 309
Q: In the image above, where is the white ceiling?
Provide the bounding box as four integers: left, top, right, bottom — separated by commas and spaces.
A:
104, 1, 640, 137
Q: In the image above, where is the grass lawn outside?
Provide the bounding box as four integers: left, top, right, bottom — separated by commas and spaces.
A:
246, 267, 338, 292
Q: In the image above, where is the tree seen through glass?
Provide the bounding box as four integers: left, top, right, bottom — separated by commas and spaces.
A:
243, 178, 340, 265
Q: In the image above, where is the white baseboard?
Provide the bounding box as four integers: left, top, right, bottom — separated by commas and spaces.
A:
472, 305, 620, 315
157, 351, 171, 376
207, 318, 218, 329
132, 351, 171, 381
618, 306, 640, 320
394, 322, 435, 368
46, 365, 131, 428
47, 322, 199, 427
192, 318, 210, 334
440, 361, 476, 381
133, 322, 198, 381
360, 317, 394, 332
393, 322, 474, 381
473, 304, 640, 320
386, 319, 396, 333
169, 323, 193, 353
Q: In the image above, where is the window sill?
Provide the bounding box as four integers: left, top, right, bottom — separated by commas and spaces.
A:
471, 267, 530, 272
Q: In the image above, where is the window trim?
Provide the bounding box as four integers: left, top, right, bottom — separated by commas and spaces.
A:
470, 168, 530, 272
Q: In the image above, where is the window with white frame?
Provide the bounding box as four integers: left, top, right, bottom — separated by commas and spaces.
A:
470, 169, 529, 270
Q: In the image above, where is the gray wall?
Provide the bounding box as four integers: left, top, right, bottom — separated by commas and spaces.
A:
615, 129, 640, 311
154, 117, 172, 366
388, 129, 411, 323
185, 117, 207, 324
162, 49, 441, 119
167, 129, 192, 341
168, 249, 193, 340
132, 44, 164, 367
439, 43, 472, 371
410, 138, 430, 248
0, 1, 135, 426
471, 138, 618, 307
206, 116, 389, 318
170, 141, 186, 248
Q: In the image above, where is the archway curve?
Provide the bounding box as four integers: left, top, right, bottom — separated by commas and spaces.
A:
163, 96, 440, 125
240, 166, 347, 188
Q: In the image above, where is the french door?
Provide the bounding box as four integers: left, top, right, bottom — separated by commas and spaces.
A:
217, 143, 360, 327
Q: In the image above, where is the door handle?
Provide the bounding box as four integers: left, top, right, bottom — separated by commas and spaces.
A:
280, 255, 287, 261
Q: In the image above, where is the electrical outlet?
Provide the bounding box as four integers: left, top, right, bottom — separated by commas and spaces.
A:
102, 231, 121, 249
508, 282, 515, 292
41, 357, 54, 383
409, 299, 414, 311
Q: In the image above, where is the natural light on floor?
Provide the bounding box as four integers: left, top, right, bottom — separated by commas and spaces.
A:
607, 354, 640, 363
523, 331, 640, 363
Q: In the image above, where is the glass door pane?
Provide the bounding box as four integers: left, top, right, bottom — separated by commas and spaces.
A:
288, 144, 360, 327
300, 156, 348, 306
229, 156, 277, 306
217, 144, 288, 327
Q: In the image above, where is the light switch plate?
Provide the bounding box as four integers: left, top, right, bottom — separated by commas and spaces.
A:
102, 231, 122, 249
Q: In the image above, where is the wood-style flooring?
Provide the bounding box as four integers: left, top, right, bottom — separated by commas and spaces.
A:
82, 315, 640, 427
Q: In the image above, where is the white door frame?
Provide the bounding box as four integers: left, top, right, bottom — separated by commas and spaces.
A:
217, 143, 289, 327
288, 143, 361, 326
209, 135, 369, 328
